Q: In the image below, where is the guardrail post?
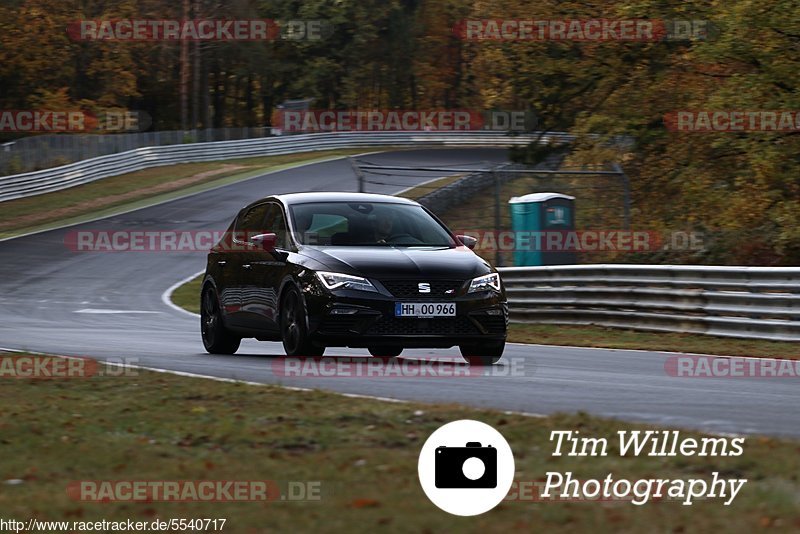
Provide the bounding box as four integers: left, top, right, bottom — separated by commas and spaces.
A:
350, 157, 366, 193
492, 167, 503, 267
613, 163, 631, 230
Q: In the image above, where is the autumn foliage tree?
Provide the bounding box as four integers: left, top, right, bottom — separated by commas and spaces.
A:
0, 0, 798, 264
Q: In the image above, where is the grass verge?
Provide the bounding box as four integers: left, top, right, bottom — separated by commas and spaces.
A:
0, 148, 396, 239
170, 275, 800, 359
171, 275, 203, 315
0, 353, 797, 532
398, 174, 466, 200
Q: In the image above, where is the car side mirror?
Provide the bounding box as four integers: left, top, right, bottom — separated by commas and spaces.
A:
250, 233, 277, 252
456, 235, 477, 250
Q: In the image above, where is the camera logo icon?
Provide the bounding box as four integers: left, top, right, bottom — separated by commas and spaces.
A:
418, 420, 515, 516
435, 442, 497, 488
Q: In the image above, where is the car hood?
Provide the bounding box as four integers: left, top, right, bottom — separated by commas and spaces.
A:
298, 245, 492, 280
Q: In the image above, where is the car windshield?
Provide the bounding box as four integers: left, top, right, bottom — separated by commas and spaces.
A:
289, 201, 456, 247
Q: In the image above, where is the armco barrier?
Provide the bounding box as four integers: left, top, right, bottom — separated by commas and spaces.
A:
0, 131, 570, 202
497, 264, 800, 342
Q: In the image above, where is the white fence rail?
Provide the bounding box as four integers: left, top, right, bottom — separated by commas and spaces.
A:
498, 264, 800, 342
0, 131, 568, 202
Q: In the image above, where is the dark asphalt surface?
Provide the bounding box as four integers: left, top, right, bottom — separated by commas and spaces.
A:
0, 148, 797, 438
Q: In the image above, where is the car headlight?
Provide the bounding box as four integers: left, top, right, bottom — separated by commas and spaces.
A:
468, 272, 501, 293
316, 271, 377, 292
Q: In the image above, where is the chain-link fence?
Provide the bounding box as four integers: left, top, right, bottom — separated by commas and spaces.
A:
0, 127, 274, 176
353, 154, 633, 267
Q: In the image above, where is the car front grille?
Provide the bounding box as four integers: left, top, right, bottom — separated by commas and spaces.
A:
380, 279, 465, 299
365, 316, 479, 336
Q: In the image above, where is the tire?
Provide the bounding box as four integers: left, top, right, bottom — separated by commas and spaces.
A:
281, 286, 325, 357
368, 346, 403, 358
459, 341, 505, 366
201, 287, 241, 355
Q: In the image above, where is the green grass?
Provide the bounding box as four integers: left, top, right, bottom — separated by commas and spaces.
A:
170, 275, 800, 359
399, 174, 466, 200
0, 353, 797, 532
0, 148, 397, 239
172, 275, 203, 314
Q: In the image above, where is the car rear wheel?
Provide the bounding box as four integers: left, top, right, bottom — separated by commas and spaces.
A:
459, 341, 505, 366
201, 287, 241, 355
368, 346, 403, 357
281, 287, 325, 357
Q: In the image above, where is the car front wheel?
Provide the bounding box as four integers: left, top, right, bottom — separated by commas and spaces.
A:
459, 341, 505, 366
368, 346, 403, 358
281, 287, 325, 357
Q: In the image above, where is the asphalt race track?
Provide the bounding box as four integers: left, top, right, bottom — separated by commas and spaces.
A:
0, 148, 797, 438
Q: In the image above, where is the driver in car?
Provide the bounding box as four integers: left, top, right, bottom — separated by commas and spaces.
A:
372, 211, 396, 244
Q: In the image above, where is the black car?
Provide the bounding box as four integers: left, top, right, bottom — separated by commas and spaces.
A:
201, 192, 507, 365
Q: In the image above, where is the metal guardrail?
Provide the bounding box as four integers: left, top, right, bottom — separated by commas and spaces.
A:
0, 127, 274, 176
498, 264, 800, 342
0, 131, 571, 202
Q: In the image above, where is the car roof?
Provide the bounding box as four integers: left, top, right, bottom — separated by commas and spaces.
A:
242, 192, 420, 211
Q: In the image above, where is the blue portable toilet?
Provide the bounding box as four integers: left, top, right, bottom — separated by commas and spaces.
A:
508, 192, 576, 266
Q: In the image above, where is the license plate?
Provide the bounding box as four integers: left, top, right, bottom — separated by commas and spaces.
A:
394, 302, 456, 317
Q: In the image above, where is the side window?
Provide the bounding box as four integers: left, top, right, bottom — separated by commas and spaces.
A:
264, 203, 289, 249
235, 204, 270, 237
297, 213, 348, 245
